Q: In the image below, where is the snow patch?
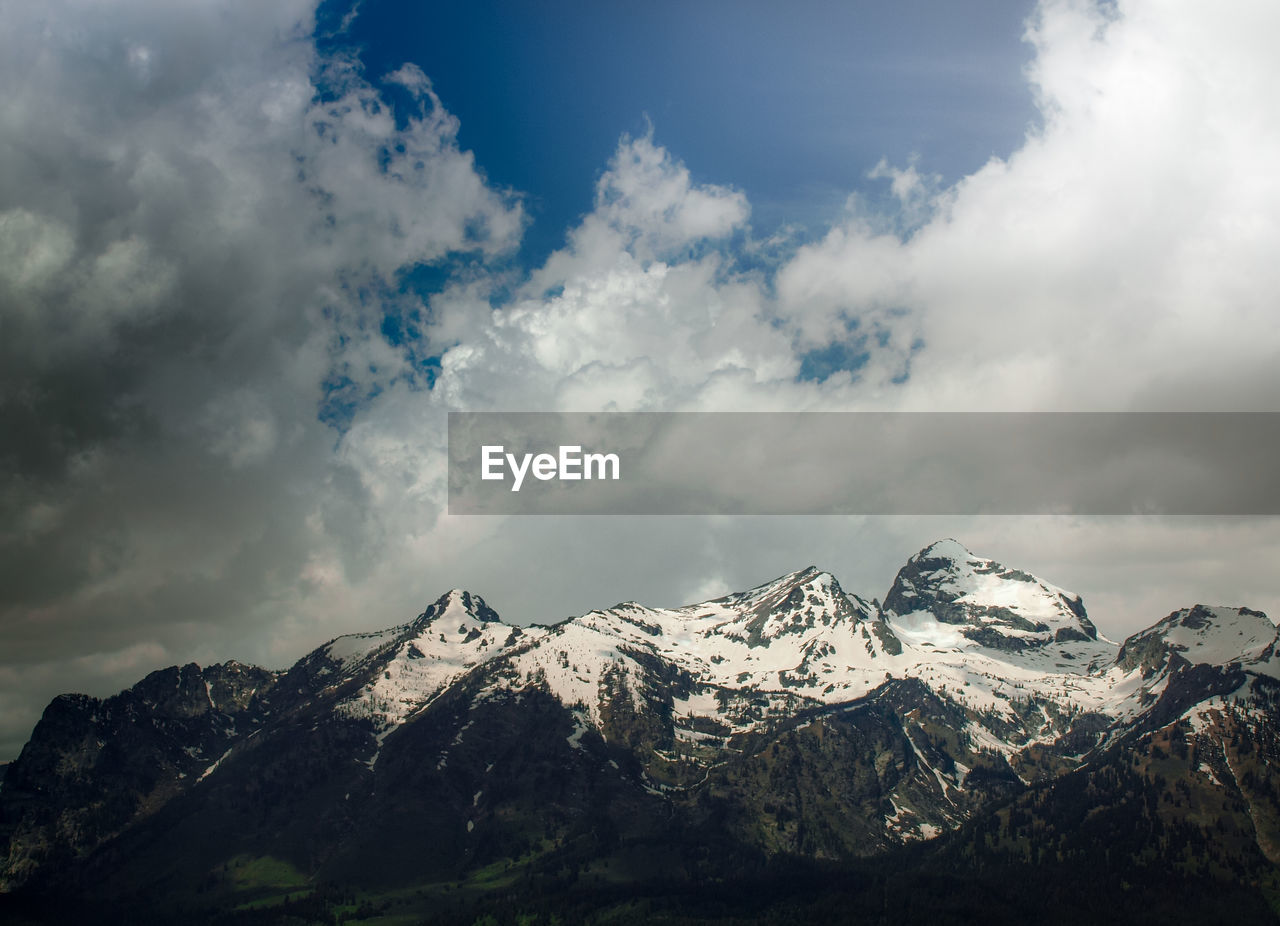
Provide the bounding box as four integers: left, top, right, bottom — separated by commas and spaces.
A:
197, 747, 232, 783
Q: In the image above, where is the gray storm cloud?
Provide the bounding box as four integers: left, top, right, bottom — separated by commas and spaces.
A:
0, 0, 521, 756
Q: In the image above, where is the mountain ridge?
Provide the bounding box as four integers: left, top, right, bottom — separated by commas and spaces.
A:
3, 539, 1278, 921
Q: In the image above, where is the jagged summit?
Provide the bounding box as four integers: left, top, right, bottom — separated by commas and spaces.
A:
709, 564, 826, 603
301, 590, 544, 754
883, 539, 1097, 653
1117, 604, 1278, 676
917, 537, 975, 561
410, 588, 504, 629
707, 565, 875, 647
317, 588, 504, 669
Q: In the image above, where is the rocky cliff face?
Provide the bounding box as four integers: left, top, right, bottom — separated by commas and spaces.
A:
0, 660, 277, 891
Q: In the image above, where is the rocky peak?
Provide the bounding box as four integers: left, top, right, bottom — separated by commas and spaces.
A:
411, 589, 503, 631
712, 566, 873, 647
883, 539, 1097, 653
314, 590, 506, 673
1117, 604, 1277, 677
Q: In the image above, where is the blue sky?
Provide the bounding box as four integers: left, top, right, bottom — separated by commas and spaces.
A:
321, 0, 1039, 267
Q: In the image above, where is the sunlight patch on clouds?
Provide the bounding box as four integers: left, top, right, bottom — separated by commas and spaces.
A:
773, 0, 1280, 411
591, 130, 751, 259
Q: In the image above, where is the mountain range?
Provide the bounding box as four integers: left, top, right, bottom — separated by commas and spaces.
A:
2, 539, 1279, 924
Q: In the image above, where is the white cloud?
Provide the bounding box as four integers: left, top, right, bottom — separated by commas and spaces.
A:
777, 0, 1280, 411
593, 130, 749, 255
425, 133, 796, 413
5, 0, 1280, 767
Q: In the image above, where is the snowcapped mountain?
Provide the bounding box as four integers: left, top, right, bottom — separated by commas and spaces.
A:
1118, 604, 1276, 677
494, 566, 899, 734
883, 538, 1100, 651
314, 589, 546, 761
466, 540, 1272, 782
3, 540, 1279, 920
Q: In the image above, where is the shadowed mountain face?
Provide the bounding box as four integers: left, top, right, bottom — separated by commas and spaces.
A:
3, 540, 1279, 923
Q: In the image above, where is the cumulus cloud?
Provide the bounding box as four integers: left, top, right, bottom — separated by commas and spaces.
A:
589, 130, 751, 260
0, 0, 520, 756
779, 0, 1280, 411
424, 130, 797, 413
4, 0, 1280, 764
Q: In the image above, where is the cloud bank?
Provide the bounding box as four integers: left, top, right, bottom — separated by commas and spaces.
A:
3, 0, 1279, 759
